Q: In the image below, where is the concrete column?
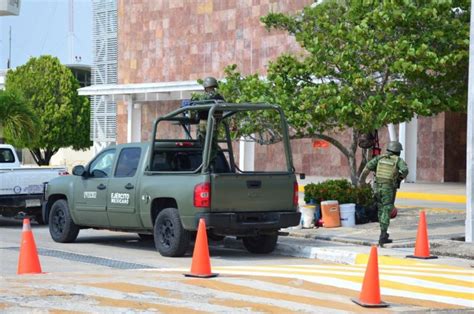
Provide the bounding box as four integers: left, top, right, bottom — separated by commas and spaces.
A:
239, 137, 255, 171
466, 4, 474, 242
387, 123, 398, 141
132, 103, 142, 142
399, 117, 418, 183
126, 97, 142, 143
399, 123, 406, 159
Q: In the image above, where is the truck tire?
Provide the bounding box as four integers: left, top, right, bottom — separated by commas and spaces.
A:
243, 234, 278, 254
154, 208, 191, 257
48, 199, 79, 243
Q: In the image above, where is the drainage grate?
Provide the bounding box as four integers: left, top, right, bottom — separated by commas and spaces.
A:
2, 247, 153, 269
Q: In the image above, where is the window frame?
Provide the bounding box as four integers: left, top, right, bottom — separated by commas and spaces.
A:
88, 148, 116, 178
114, 147, 142, 178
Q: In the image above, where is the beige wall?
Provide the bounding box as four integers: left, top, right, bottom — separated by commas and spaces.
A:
49, 148, 94, 172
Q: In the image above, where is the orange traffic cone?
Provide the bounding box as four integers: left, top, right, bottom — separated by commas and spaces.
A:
184, 218, 218, 278
17, 218, 42, 275
407, 211, 437, 259
352, 246, 388, 308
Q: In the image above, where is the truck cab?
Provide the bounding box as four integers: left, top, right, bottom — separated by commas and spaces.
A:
0, 144, 21, 168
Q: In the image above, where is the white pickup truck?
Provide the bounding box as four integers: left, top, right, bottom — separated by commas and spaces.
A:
0, 144, 68, 224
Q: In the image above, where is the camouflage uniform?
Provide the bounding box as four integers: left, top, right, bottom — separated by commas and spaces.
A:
363, 141, 409, 246
191, 77, 225, 168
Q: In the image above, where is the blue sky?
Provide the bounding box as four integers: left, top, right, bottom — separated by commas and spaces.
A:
0, 0, 92, 69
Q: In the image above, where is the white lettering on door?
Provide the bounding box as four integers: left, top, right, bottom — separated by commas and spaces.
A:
84, 191, 97, 199
110, 192, 130, 204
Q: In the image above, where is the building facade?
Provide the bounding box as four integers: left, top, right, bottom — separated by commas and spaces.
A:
81, 0, 466, 183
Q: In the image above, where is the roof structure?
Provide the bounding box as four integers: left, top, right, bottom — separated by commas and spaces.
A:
78, 80, 204, 102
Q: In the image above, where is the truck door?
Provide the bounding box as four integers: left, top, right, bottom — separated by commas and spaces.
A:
107, 147, 141, 227
73, 148, 116, 227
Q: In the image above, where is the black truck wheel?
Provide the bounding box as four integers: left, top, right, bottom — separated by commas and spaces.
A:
154, 208, 191, 257
48, 199, 80, 243
243, 233, 278, 254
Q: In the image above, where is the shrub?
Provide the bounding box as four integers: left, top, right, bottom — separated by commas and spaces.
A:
355, 184, 375, 208
304, 179, 375, 207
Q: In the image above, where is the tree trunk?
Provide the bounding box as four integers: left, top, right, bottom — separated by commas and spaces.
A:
348, 130, 359, 185
29, 148, 58, 166
293, 129, 376, 186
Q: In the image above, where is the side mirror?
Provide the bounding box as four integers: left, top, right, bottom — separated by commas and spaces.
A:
299, 173, 306, 180
72, 165, 86, 176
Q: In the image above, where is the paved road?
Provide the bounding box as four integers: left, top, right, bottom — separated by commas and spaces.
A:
1, 217, 473, 312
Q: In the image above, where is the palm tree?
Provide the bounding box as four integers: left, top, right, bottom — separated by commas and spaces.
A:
0, 90, 38, 145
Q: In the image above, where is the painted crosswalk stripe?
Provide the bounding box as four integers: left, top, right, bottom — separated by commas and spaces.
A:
213, 265, 474, 289
157, 263, 473, 308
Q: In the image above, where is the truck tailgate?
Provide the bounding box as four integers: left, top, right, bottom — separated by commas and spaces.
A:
210, 173, 295, 212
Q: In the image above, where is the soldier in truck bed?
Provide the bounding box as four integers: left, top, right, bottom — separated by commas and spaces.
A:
191, 77, 225, 167
361, 141, 409, 247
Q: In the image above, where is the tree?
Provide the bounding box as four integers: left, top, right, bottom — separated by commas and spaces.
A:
219, 0, 469, 185
0, 90, 38, 145
5, 55, 91, 165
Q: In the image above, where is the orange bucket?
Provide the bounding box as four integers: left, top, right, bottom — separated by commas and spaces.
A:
321, 200, 341, 228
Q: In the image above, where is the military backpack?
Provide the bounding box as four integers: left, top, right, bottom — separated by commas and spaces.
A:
375, 155, 399, 183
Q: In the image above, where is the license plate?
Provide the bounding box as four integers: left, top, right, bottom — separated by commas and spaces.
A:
25, 199, 41, 207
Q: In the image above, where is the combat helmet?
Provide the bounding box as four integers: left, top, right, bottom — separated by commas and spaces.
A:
387, 141, 403, 154
203, 76, 218, 88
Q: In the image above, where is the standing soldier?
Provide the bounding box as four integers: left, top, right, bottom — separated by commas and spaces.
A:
361, 141, 409, 247
191, 77, 225, 168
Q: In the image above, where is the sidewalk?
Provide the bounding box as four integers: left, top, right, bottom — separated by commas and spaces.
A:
286, 176, 473, 263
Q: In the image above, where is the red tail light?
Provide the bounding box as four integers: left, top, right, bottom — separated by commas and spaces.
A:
176, 142, 194, 147
293, 182, 299, 206
194, 182, 211, 208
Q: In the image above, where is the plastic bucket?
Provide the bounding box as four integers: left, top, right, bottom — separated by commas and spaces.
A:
321, 200, 340, 228
299, 205, 316, 228
339, 203, 356, 227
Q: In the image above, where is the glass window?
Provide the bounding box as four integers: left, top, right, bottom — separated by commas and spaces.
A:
0, 148, 15, 163
115, 147, 141, 177
89, 149, 116, 178
151, 150, 230, 173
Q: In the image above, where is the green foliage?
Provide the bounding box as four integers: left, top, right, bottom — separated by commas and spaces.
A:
220, 1, 469, 184
0, 90, 38, 145
304, 179, 374, 207
5, 55, 91, 165
354, 183, 375, 208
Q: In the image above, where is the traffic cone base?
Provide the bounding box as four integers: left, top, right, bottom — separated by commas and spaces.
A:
184, 272, 218, 278
351, 298, 389, 308
184, 218, 218, 278
406, 254, 438, 260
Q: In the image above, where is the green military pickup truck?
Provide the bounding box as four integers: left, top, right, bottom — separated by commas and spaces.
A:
43, 102, 301, 257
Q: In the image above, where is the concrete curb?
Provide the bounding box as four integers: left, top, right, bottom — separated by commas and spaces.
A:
222, 237, 427, 266
223, 237, 359, 264
276, 242, 359, 264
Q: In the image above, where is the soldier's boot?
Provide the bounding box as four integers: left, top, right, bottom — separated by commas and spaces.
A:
379, 231, 393, 247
